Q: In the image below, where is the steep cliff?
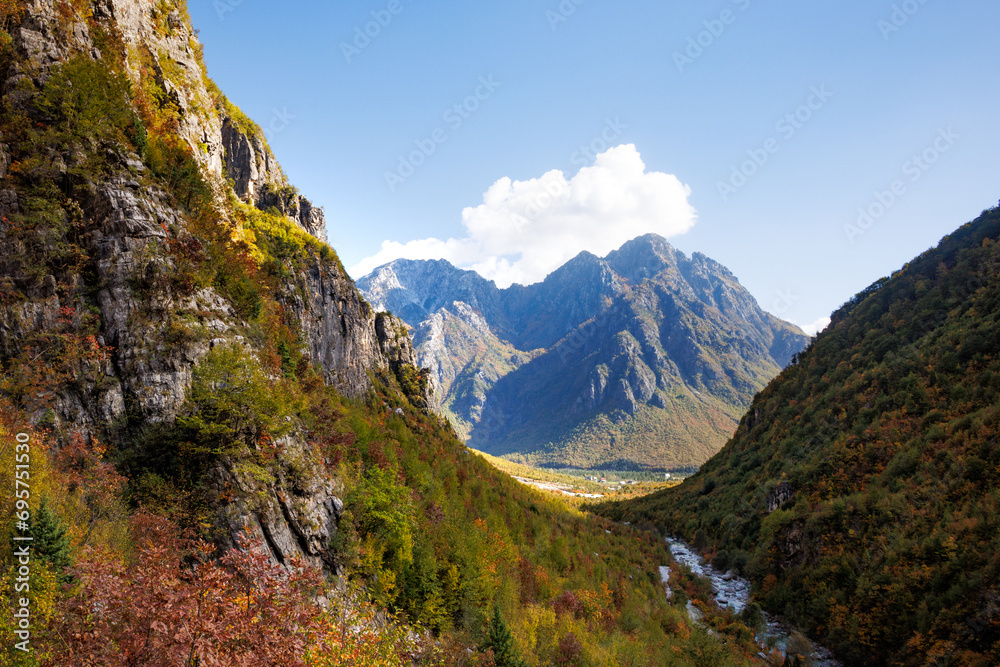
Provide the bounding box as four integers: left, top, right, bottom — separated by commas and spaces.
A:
0, 0, 422, 572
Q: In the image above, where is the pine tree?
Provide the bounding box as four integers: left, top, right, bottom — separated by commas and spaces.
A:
31, 498, 72, 572
483, 603, 526, 667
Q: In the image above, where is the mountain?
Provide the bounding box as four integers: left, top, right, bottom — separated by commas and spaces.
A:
596, 206, 1000, 665
0, 3, 766, 664
358, 235, 810, 469
0, 0, 422, 575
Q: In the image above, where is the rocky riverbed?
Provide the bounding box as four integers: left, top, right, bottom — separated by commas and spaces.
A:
665, 538, 842, 666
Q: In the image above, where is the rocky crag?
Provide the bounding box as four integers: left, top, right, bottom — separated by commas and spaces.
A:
0, 0, 425, 572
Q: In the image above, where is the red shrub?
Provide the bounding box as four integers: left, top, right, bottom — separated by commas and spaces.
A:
43, 513, 325, 666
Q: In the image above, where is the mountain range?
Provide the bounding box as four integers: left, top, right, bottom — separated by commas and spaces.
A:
358, 236, 810, 470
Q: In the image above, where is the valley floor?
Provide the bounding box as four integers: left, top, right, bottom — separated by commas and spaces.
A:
477, 452, 844, 665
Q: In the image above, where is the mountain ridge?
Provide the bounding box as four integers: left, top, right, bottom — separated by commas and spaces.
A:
358, 236, 810, 469
596, 204, 1000, 664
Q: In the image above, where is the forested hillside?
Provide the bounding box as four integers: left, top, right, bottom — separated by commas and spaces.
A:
596, 206, 1000, 665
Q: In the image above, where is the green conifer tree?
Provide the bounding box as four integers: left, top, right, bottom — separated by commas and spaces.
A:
483, 603, 526, 667
31, 498, 72, 573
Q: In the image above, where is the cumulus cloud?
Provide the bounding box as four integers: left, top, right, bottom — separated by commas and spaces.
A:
798, 316, 832, 337
349, 145, 697, 286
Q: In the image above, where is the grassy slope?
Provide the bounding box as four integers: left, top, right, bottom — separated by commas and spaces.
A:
500, 399, 740, 471
595, 206, 1000, 665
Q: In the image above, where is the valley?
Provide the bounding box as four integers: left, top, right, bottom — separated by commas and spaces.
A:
0, 1, 994, 665
474, 450, 680, 505
0, 3, 778, 664
480, 450, 846, 666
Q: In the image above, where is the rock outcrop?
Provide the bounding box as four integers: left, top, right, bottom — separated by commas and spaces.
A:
221, 117, 327, 242
0, 0, 417, 572
765, 481, 794, 512
12, 0, 325, 240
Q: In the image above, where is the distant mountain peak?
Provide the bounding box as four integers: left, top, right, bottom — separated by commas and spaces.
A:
605, 234, 683, 283
357, 234, 810, 469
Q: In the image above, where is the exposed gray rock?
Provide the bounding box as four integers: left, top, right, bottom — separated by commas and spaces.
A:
222, 119, 328, 242
0, 3, 418, 575
206, 435, 344, 575
0, 140, 9, 179
360, 235, 810, 468
766, 481, 795, 513
222, 117, 282, 205
0, 188, 18, 216
276, 254, 426, 402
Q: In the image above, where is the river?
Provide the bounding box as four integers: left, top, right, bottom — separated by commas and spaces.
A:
664, 537, 842, 666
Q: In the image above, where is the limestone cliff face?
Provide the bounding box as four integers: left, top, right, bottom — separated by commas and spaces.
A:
0, 0, 418, 572
15, 0, 325, 238
221, 117, 327, 242
279, 254, 422, 398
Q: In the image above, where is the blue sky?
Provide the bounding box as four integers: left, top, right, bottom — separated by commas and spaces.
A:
190, 0, 1000, 333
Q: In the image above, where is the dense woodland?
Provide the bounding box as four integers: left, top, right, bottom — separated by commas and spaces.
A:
597, 207, 1000, 665
0, 2, 772, 665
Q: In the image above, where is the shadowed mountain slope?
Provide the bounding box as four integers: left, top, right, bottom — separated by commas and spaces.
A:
359, 235, 809, 469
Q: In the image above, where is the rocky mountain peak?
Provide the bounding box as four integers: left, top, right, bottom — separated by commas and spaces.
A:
357, 258, 499, 326
539, 250, 619, 291
358, 235, 809, 468
604, 233, 682, 283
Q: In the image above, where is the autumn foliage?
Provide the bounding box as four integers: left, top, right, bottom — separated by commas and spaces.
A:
601, 206, 1000, 665
0, 5, 772, 666
41, 513, 323, 666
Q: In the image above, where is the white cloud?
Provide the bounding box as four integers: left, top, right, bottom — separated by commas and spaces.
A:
349, 145, 697, 286
798, 316, 832, 337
